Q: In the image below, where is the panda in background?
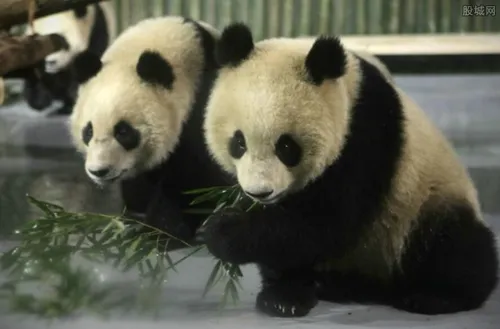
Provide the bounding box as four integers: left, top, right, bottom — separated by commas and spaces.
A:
69, 16, 234, 250
23, 1, 116, 116
200, 23, 499, 317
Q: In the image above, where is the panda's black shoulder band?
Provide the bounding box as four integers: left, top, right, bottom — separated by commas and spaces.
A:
73, 50, 102, 84
215, 22, 254, 67
305, 36, 346, 85
136, 50, 175, 89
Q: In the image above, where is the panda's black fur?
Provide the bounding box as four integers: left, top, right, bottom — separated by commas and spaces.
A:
201, 24, 498, 317
23, 3, 111, 116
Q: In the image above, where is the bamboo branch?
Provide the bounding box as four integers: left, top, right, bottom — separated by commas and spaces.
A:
0, 33, 68, 76
0, 0, 107, 30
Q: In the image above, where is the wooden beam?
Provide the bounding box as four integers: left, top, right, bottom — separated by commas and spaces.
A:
0, 33, 68, 76
0, 0, 107, 30
0, 77, 4, 105
341, 33, 500, 55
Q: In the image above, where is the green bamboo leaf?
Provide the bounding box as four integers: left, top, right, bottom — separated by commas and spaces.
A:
183, 186, 230, 195
189, 189, 227, 205
0, 247, 21, 270
228, 280, 239, 304
27, 196, 64, 216
163, 250, 176, 273
182, 208, 217, 214
202, 260, 222, 298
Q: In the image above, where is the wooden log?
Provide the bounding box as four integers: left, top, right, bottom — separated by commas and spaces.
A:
0, 0, 107, 30
0, 33, 68, 76
0, 77, 4, 105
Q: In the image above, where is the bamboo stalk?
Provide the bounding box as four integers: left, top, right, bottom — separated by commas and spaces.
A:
170, 0, 182, 15
308, 0, 318, 35
316, 0, 329, 34
152, 0, 165, 18
251, 0, 264, 41
203, 0, 216, 26
131, 0, 145, 24
300, 0, 310, 35
240, 0, 251, 24
219, 0, 232, 29
332, 0, 344, 34
268, 0, 280, 37
356, 0, 365, 34
281, 0, 293, 36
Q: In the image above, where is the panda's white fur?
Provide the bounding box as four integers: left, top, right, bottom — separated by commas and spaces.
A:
200, 23, 498, 318
26, 1, 116, 73
70, 16, 218, 184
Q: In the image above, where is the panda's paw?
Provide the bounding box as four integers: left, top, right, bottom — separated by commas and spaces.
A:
256, 285, 318, 318
197, 207, 250, 263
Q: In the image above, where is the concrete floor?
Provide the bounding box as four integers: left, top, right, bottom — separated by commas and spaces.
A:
0, 74, 499, 328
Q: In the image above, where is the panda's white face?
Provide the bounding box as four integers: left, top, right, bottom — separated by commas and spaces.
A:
80, 118, 142, 185
205, 39, 352, 204
70, 63, 186, 186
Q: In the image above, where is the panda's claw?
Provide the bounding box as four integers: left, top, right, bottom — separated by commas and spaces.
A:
256, 285, 317, 318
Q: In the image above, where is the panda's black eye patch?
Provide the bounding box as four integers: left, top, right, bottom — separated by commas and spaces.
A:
229, 130, 247, 159
275, 134, 302, 167
114, 120, 141, 151
82, 121, 93, 145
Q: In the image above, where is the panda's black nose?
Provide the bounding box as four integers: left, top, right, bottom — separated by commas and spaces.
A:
245, 190, 273, 199
89, 168, 110, 177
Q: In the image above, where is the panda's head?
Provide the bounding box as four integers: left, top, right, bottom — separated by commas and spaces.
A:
30, 5, 94, 73
205, 23, 360, 204
70, 17, 217, 186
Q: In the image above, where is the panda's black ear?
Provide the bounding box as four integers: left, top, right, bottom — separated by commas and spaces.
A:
136, 51, 175, 89
73, 4, 88, 19
215, 22, 254, 67
73, 50, 102, 84
305, 36, 346, 85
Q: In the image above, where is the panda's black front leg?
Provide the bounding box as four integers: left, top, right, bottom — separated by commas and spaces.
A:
199, 206, 325, 269
256, 265, 318, 318
144, 186, 195, 251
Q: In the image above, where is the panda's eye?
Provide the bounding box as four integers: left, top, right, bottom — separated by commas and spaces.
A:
114, 120, 141, 151
275, 134, 302, 167
229, 130, 247, 159
82, 121, 93, 145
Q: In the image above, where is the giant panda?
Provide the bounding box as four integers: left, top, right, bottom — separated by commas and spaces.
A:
23, 1, 116, 116
69, 16, 234, 249
199, 23, 499, 317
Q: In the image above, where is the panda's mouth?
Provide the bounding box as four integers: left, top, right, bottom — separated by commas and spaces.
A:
247, 191, 286, 205
91, 170, 127, 186
258, 195, 283, 205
